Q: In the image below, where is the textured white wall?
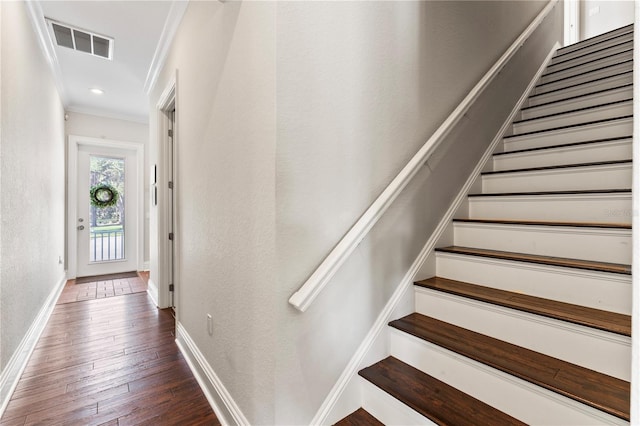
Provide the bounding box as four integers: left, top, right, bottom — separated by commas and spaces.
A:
65, 111, 150, 265
149, 1, 560, 424
580, 0, 634, 40
0, 1, 65, 369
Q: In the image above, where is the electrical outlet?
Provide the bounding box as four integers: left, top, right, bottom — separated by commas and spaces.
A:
207, 314, 213, 336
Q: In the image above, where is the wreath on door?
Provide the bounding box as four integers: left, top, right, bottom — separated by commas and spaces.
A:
90, 184, 119, 208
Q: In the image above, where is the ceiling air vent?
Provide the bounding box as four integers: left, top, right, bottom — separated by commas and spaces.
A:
46, 19, 113, 60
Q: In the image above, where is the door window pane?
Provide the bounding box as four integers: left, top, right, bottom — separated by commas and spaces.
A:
89, 156, 125, 262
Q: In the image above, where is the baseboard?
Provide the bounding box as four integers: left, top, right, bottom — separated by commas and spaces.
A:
175, 322, 250, 426
147, 277, 159, 307
0, 271, 67, 417
143, 261, 150, 271
319, 41, 561, 426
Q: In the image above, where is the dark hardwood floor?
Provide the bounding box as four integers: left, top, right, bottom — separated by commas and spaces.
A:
0, 276, 219, 426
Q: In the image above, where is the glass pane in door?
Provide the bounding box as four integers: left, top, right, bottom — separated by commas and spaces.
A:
89, 155, 125, 262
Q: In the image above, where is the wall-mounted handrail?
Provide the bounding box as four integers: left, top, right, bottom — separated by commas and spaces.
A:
288, 0, 559, 312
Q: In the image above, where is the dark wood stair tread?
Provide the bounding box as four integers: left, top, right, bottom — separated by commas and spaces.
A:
468, 188, 631, 197
503, 115, 633, 139
535, 60, 633, 90
512, 98, 632, 125
334, 408, 383, 426
541, 48, 633, 79
493, 135, 632, 156
453, 218, 631, 229
415, 276, 630, 336
522, 83, 633, 112
389, 314, 630, 420
551, 38, 632, 67
359, 356, 525, 425
555, 24, 632, 56
481, 159, 631, 176
435, 246, 631, 275
529, 70, 632, 100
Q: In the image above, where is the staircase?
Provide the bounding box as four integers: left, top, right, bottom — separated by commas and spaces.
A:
337, 24, 633, 425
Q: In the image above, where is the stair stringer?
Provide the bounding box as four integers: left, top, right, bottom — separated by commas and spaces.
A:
320, 42, 560, 425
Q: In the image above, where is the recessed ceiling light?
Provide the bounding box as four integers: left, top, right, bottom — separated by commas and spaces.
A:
90, 88, 104, 95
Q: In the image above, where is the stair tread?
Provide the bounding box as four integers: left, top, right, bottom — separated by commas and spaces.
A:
551, 38, 632, 67
359, 356, 525, 425
482, 159, 631, 176
555, 24, 633, 56
529, 70, 632, 100
415, 276, 631, 336
541, 48, 633, 79
504, 115, 632, 139
493, 135, 632, 157
389, 314, 630, 420
435, 246, 631, 275
535, 59, 633, 90
522, 83, 632, 112
334, 408, 383, 426
513, 98, 632, 125
452, 218, 631, 229
468, 188, 631, 197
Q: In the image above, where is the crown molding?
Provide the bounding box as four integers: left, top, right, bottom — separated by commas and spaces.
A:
65, 106, 149, 125
143, 0, 189, 96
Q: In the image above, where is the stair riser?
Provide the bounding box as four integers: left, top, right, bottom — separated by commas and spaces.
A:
546, 40, 633, 73
503, 118, 632, 152
482, 164, 632, 193
360, 377, 435, 426
521, 86, 633, 120
414, 288, 630, 380
389, 330, 627, 425
493, 139, 632, 171
435, 253, 631, 314
527, 73, 633, 106
453, 223, 631, 264
539, 50, 633, 85
512, 102, 632, 134
533, 62, 632, 95
555, 27, 633, 57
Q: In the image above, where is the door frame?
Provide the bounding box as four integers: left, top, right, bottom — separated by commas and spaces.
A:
67, 135, 145, 279
563, 0, 580, 46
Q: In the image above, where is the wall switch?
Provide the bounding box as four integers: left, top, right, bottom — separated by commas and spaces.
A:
207, 314, 213, 335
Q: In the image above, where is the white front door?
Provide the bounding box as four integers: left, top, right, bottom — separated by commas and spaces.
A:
76, 144, 138, 277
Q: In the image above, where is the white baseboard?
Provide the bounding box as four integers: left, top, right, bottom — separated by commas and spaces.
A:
319, 40, 561, 426
147, 277, 159, 307
0, 271, 67, 417
143, 261, 150, 271
175, 322, 249, 426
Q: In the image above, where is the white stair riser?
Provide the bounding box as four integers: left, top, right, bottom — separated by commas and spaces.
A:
503, 118, 632, 152
435, 253, 631, 314
493, 139, 632, 171
453, 223, 631, 264
414, 288, 630, 380
481, 164, 632, 193
533, 62, 632, 95
390, 330, 627, 425
539, 50, 633, 85
546, 40, 633, 73
527, 73, 633, 106
521, 85, 632, 120
360, 377, 436, 426
512, 102, 632, 134
468, 193, 632, 224
554, 27, 633, 58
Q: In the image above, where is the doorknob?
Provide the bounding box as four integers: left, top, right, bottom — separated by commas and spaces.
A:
77, 225, 85, 230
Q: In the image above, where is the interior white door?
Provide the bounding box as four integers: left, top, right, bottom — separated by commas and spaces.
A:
76, 144, 138, 277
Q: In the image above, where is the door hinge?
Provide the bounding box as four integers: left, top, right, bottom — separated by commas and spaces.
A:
169, 284, 174, 291
168, 129, 173, 137
168, 181, 173, 189
169, 232, 174, 240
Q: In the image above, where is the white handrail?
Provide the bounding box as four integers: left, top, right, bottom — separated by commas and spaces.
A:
288, 0, 559, 312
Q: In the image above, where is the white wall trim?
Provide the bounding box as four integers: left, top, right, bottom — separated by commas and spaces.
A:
629, 6, 639, 424
144, 1, 188, 95
65, 106, 148, 125
319, 41, 560, 425
175, 322, 249, 426
67, 135, 145, 279
24, 0, 68, 106
0, 272, 67, 418
288, 0, 560, 313
143, 261, 150, 271
147, 277, 159, 307
563, 0, 580, 46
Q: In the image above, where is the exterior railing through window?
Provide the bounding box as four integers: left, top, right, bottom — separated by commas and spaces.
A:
90, 227, 125, 262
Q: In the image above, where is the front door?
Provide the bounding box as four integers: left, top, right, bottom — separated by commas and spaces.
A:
76, 144, 138, 277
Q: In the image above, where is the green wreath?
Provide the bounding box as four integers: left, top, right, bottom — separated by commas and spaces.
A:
90, 184, 119, 208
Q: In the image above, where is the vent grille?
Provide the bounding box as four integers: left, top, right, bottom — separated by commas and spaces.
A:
47, 19, 113, 60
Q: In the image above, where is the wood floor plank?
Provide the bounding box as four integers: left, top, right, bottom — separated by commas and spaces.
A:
390, 313, 630, 420
415, 276, 631, 336
0, 277, 218, 425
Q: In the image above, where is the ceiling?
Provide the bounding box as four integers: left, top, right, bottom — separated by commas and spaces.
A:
31, 1, 185, 123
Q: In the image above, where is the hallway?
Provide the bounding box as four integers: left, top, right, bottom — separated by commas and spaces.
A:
0, 276, 219, 426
